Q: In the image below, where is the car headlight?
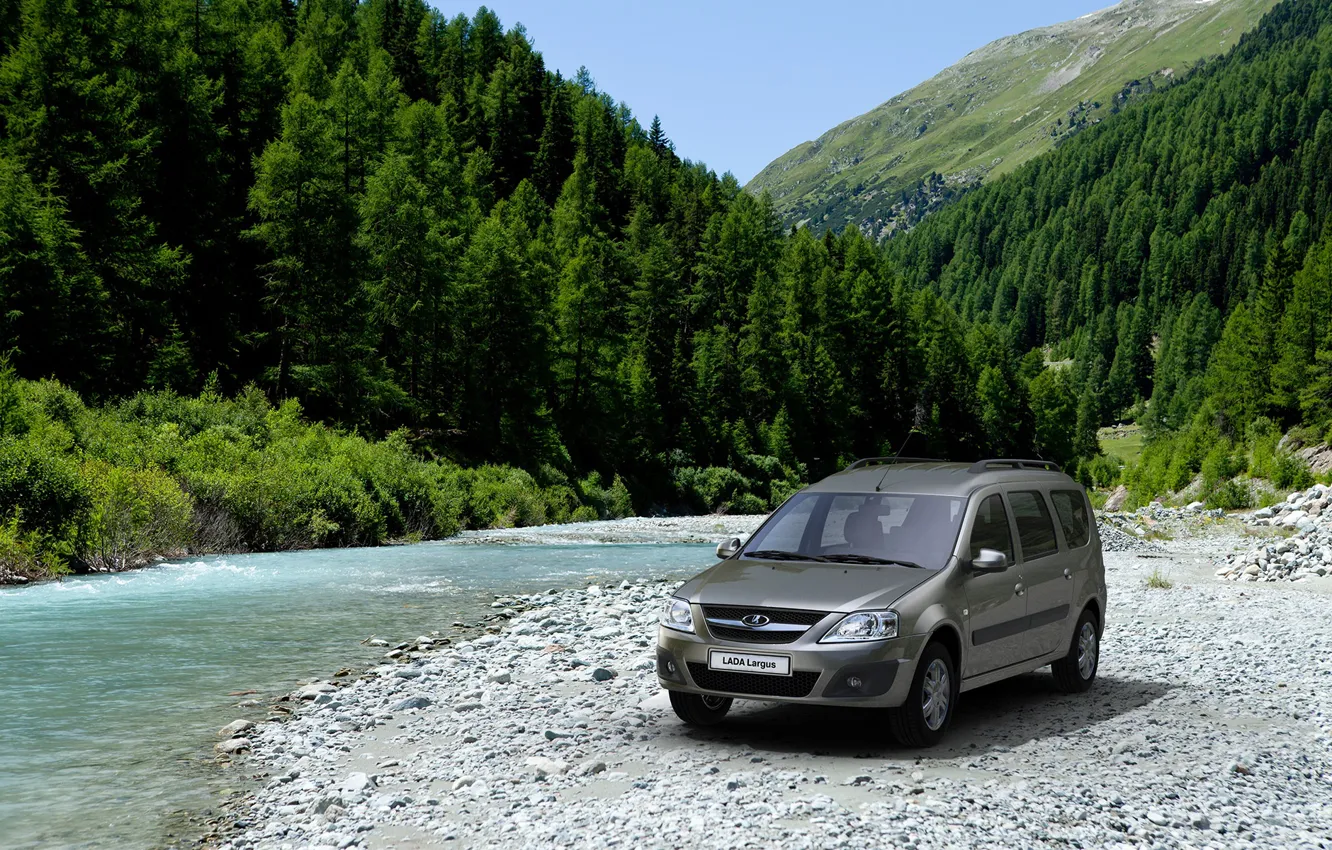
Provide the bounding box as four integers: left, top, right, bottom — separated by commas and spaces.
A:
659, 597, 694, 633
820, 610, 899, 643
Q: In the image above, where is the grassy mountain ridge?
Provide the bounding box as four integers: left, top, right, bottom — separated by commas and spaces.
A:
747, 0, 1277, 236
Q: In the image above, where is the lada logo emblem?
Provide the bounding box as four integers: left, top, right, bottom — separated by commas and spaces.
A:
741, 614, 771, 628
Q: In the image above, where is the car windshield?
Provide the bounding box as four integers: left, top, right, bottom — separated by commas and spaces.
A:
742, 491, 966, 571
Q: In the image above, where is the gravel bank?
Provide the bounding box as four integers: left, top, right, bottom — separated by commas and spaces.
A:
213, 531, 1332, 850
449, 515, 766, 546
1215, 485, 1332, 582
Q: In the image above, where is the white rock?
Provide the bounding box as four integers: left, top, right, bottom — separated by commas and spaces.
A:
217, 719, 256, 738
524, 757, 569, 779
215, 737, 251, 755
341, 772, 376, 794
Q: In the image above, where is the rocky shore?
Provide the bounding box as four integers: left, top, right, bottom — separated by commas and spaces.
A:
209, 519, 1332, 850
1214, 484, 1332, 582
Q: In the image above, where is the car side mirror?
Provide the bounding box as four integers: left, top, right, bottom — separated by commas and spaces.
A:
971, 548, 1008, 572
716, 537, 742, 559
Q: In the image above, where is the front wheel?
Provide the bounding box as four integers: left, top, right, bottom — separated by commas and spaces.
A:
888, 642, 957, 748
1051, 608, 1099, 693
669, 691, 732, 726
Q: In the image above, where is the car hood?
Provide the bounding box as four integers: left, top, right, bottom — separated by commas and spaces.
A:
677, 558, 938, 613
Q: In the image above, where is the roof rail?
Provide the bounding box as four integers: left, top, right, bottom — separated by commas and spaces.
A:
967, 458, 1063, 474
845, 457, 948, 471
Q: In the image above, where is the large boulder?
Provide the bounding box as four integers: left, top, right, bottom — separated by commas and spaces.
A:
1104, 485, 1129, 512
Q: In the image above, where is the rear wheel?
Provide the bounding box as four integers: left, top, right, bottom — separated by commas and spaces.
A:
888, 642, 957, 748
669, 691, 733, 726
1051, 608, 1099, 693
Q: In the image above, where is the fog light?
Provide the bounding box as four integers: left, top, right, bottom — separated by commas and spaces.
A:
666, 660, 678, 674
846, 675, 863, 689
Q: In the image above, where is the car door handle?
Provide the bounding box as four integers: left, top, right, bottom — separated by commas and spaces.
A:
1064, 568, 1073, 580
1014, 582, 1025, 597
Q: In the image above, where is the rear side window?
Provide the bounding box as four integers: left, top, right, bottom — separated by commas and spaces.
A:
1050, 490, 1091, 549
969, 494, 1014, 563
1008, 490, 1058, 560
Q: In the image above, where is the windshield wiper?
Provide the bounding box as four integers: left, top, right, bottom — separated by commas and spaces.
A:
819, 554, 927, 569
743, 549, 829, 562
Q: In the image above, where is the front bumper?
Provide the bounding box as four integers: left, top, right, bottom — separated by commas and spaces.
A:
656, 621, 926, 708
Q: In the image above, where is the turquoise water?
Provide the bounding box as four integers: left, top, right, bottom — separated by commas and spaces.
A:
0, 540, 713, 849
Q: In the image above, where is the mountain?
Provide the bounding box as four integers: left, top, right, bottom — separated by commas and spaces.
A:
747, 0, 1278, 236
885, 0, 1332, 503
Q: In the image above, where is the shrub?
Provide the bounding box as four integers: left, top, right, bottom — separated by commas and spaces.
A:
606, 475, 634, 519
0, 512, 68, 578
461, 466, 547, 528
0, 438, 89, 540
78, 461, 194, 569
570, 505, 599, 523
1270, 451, 1314, 491
1205, 479, 1251, 511
1200, 442, 1243, 491
1083, 453, 1122, 489
673, 466, 755, 513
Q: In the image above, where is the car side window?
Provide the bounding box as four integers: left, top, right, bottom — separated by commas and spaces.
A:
1050, 489, 1091, 549
969, 494, 1014, 563
1009, 490, 1059, 560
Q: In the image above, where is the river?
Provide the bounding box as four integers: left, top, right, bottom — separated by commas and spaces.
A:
0, 530, 729, 849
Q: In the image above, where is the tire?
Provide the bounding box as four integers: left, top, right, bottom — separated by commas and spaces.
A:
888, 641, 957, 748
1051, 608, 1100, 693
669, 690, 733, 726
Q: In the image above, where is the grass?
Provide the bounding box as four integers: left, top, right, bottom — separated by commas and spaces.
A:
1099, 425, 1146, 467
1146, 568, 1173, 589
747, 0, 1277, 233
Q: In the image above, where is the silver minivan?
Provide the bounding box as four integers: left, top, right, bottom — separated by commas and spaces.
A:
656, 458, 1107, 746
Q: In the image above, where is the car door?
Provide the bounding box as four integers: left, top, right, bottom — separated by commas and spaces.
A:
1006, 488, 1073, 657
961, 492, 1027, 678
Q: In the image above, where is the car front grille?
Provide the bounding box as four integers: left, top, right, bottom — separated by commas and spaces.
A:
701, 605, 829, 645
701, 606, 828, 626
687, 663, 820, 698
707, 626, 805, 644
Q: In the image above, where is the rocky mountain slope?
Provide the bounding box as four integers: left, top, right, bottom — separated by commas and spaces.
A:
747, 0, 1277, 237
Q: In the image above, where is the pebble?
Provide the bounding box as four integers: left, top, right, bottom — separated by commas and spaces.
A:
1214, 485, 1332, 582
212, 515, 1332, 850
388, 696, 431, 711
217, 719, 256, 738
214, 737, 250, 755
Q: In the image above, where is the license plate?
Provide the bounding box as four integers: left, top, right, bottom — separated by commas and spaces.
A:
707, 649, 791, 677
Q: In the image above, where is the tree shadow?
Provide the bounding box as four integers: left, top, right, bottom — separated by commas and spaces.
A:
669, 673, 1171, 759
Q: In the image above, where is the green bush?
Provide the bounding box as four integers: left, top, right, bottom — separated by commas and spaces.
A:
570, 505, 599, 523
1200, 442, 1244, 490
79, 461, 194, 569
1083, 454, 1122, 489
606, 474, 634, 519
0, 512, 69, 578
673, 466, 756, 513
0, 438, 89, 540
1270, 451, 1314, 491
0, 377, 643, 578
460, 466, 548, 528
1205, 479, 1252, 511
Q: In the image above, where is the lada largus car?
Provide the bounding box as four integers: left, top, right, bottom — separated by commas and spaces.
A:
656, 458, 1106, 747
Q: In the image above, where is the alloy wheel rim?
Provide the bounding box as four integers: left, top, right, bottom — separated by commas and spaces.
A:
921, 658, 950, 731
1077, 622, 1097, 680
701, 695, 727, 710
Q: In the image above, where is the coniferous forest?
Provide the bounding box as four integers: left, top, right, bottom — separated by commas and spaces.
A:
3, 0, 1332, 577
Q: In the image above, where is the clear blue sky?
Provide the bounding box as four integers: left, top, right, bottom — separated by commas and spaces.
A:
431, 0, 1115, 182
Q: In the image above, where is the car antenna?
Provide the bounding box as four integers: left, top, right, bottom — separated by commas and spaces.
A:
876, 430, 918, 492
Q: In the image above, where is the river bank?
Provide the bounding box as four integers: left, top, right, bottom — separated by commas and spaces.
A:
0, 528, 747, 850
210, 519, 1332, 850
